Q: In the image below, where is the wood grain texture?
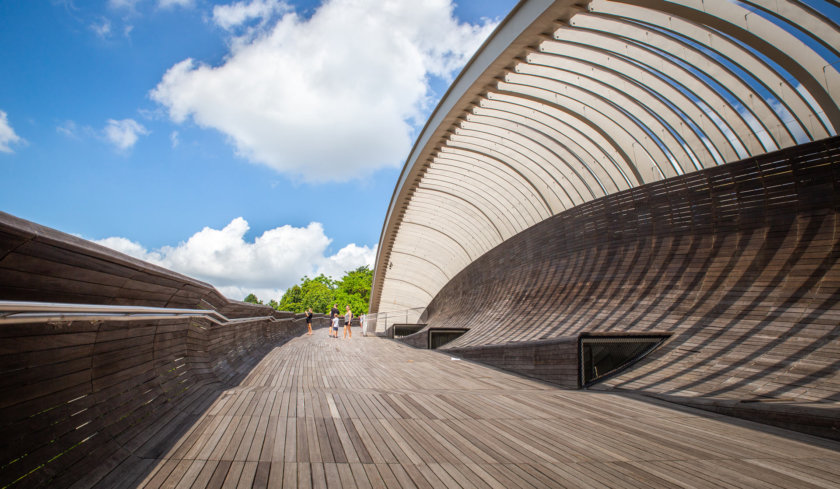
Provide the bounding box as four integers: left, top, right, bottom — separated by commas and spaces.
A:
124, 332, 840, 489
414, 136, 840, 438
0, 210, 290, 319
0, 314, 330, 489
0, 213, 329, 488
2, 138, 840, 486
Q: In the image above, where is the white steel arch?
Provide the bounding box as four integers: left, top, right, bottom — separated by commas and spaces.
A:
371, 0, 840, 316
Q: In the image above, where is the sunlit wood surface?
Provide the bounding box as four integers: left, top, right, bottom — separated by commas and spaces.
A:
132, 329, 840, 489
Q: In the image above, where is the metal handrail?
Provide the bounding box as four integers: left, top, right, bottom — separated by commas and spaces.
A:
364, 307, 426, 334
0, 300, 287, 326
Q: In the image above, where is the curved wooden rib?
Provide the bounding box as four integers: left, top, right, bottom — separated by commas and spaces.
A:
422, 138, 840, 418
372, 0, 840, 319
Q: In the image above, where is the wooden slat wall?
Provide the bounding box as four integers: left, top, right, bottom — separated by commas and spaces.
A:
446, 337, 580, 388
0, 211, 290, 318
0, 315, 329, 489
418, 137, 840, 430
0, 215, 327, 488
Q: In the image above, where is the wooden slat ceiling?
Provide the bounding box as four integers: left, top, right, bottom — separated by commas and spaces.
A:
371, 0, 840, 315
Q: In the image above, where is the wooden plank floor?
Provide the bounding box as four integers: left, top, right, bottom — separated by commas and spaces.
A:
134, 328, 840, 488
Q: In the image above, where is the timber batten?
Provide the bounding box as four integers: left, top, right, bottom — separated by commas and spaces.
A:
0, 214, 329, 488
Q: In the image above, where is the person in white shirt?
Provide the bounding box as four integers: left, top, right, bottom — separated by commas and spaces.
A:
331, 314, 340, 338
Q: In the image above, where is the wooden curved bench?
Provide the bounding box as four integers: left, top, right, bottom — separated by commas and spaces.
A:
419, 136, 840, 439
0, 215, 326, 488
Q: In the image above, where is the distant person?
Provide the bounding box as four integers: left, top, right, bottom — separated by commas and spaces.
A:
306, 307, 313, 336
360, 313, 366, 336
344, 305, 353, 339
331, 313, 340, 338
329, 303, 339, 338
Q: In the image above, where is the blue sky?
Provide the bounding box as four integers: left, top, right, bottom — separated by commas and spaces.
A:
0, 0, 517, 300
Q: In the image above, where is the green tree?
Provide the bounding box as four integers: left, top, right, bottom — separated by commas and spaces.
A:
334, 289, 367, 317
277, 284, 302, 312
337, 266, 372, 303
277, 274, 337, 313
302, 278, 334, 314
334, 266, 373, 316
275, 267, 373, 315
244, 293, 262, 304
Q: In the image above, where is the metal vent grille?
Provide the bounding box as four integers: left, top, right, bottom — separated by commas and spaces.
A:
429, 329, 468, 349
393, 323, 426, 338
580, 335, 668, 387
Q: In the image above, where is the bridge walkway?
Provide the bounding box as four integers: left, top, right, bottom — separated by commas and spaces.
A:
135, 329, 840, 488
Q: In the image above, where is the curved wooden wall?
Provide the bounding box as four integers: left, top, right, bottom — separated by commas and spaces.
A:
0, 212, 254, 316
372, 0, 840, 317
422, 137, 840, 412
0, 214, 324, 488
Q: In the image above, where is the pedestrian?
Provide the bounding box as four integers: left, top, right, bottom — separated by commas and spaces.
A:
306, 307, 313, 335
344, 305, 353, 339
331, 313, 340, 338
360, 313, 366, 336
330, 303, 339, 338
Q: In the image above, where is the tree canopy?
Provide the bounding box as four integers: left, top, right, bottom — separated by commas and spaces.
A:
247, 266, 373, 316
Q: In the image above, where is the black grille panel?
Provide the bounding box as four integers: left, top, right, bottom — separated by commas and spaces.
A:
393, 323, 426, 338
580, 335, 668, 387
429, 329, 468, 349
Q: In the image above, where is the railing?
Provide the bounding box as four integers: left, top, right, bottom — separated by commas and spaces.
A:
0, 298, 316, 488
363, 307, 426, 336
0, 300, 288, 325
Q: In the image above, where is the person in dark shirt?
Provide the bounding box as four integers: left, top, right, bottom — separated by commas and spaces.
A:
306, 308, 313, 336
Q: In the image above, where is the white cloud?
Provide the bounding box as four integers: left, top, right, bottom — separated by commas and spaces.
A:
56, 120, 79, 138
316, 243, 376, 280
108, 0, 141, 9
159, 0, 194, 8
104, 118, 149, 150
213, 0, 289, 31
151, 0, 497, 182
106, 0, 194, 13
170, 130, 179, 147
95, 236, 164, 262
94, 217, 376, 302
91, 18, 112, 38
0, 110, 23, 153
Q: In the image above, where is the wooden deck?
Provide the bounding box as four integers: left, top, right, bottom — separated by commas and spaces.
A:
133, 329, 840, 488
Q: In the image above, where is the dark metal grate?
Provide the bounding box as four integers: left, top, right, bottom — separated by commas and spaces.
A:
428, 329, 468, 349
393, 323, 426, 338
580, 335, 668, 387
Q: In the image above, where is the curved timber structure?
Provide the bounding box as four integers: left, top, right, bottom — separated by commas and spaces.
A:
372, 0, 840, 436
0, 212, 328, 488
3, 1, 840, 486
6, 212, 840, 488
